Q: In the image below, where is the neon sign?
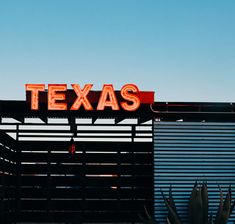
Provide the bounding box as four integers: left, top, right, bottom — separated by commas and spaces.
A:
25, 84, 154, 111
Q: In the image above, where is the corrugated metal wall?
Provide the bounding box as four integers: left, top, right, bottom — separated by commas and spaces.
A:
154, 122, 235, 223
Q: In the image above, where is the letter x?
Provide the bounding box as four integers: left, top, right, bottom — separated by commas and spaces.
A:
70, 84, 93, 110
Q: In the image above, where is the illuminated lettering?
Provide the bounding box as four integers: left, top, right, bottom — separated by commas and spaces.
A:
97, 84, 119, 110
121, 84, 140, 111
25, 83, 153, 111
25, 84, 45, 110
48, 84, 67, 110
70, 84, 93, 110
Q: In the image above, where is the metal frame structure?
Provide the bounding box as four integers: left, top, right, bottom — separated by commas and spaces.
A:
1, 100, 235, 223
0, 100, 154, 224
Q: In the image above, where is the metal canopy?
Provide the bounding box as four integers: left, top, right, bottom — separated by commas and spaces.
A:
1, 100, 235, 223
1, 100, 235, 122
0, 100, 154, 224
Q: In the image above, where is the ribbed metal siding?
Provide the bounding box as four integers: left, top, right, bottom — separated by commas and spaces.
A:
154, 122, 235, 223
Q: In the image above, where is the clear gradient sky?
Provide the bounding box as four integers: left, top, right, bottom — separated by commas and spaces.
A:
0, 0, 234, 102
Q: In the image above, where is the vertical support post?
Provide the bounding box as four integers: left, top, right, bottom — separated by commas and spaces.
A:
81, 144, 86, 223
151, 118, 155, 220
0, 142, 6, 223
117, 144, 121, 215
15, 124, 21, 223
131, 125, 135, 224
47, 149, 52, 221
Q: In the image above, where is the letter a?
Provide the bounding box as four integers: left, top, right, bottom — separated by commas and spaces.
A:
97, 84, 119, 110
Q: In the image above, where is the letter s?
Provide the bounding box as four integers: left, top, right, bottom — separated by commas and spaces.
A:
121, 84, 140, 111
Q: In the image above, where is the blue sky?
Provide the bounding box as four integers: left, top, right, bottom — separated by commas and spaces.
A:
0, 0, 234, 102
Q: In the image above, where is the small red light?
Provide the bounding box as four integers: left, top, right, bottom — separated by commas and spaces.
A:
69, 138, 76, 157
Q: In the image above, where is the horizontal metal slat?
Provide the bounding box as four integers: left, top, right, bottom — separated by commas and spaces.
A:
19, 187, 152, 199
20, 164, 153, 175
19, 152, 152, 163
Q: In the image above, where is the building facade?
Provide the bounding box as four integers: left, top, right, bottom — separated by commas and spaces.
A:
0, 97, 235, 223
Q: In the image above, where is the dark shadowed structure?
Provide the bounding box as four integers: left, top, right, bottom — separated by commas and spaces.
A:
1, 101, 235, 223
